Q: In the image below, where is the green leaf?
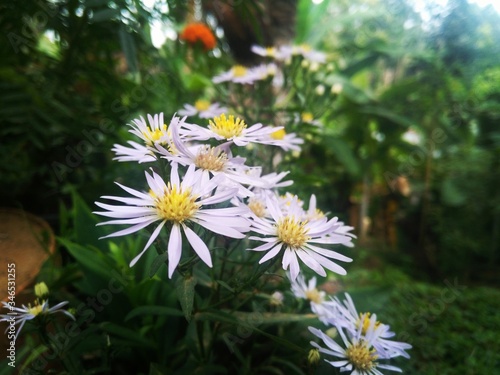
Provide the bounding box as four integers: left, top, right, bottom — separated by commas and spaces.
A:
99, 322, 155, 349
125, 305, 184, 321
324, 136, 361, 177
119, 24, 138, 73
149, 252, 168, 278
441, 178, 467, 206
71, 190, 107, 250
216, 279, 235, 293
58, 237, 111, 279
91, 8, 121, 23
175, 275, 197, 322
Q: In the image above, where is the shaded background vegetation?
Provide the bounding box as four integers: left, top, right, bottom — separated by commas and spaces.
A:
1, 0, 499, 373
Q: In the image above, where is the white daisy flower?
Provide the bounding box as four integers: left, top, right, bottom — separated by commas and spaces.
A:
303, 194, 327, 222
296, 44, 327, 64
112, 140, 156, 163
94, 164, 250, 278
290, 273, 326, 304
244, 168, 293, 191
251, 45, 278, 58
330, 293, 412, 359
1, 300, 74, 340
298, 112, 323, 127
308, 323, 404, 375
178, 100, 228, 119
268, 128, 304, 152
288, 273, 335, 321
212, 65, 261, 84
248, 196, 353, 280
129, 112, 169, 146
180, 114, 286, 147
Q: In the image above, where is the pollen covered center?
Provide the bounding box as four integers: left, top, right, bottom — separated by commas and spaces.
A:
356, 312, 381, 335
195, 100, 211, 112
154, 185, 199, 223
248, 199, 266, 218
143, 124, 168, 145
271, 128, 286, 140
195, 146, 227, 171
301, 112, 314, 123
305, 289, 323, 304
209, 114, 247, 139
276, 216, 310, 248
345, 341, 378, 371
232, 65, 247, 77
28, 302, 44, 317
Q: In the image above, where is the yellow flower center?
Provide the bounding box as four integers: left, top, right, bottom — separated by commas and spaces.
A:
271, 128, 286, 140
301, 112, 314, 123
266, 47, 276, 56
345, 341, 378, 371
194, 146, 227, 171
154, 185, 199, 223
194, 100, 211, 112
248, 199, 266, 218
300, 44, 311, 52
305, 288, 323, 304
142, 124, 168, 145
276, 217, 310, 248
28, 302, 44, 316
232, 65, 247, 77
356, 313, 381, 335
208, 114, 247, 139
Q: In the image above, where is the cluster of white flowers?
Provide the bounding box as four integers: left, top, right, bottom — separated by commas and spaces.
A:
289, 274, 411, 373
96, 105, 355, 281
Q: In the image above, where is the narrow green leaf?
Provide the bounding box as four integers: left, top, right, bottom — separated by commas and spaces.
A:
149, 252, 168, 278
175, 275, 197, 322
216, 279, 235, 293
99, 322, 155, 348
125, 305, 184, 321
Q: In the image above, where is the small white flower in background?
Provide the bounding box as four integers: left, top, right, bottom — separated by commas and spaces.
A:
308, 322, 404, 375
1, 297, 74, 340
213, 65, 261, 84
288, 273, 336, 323
251, 45, 278, 58
328, 293, 412, 359
94, 163, 250, 277
179, 113, 287, 148
289, 273, 326, 304
252, 44, 327, 64
268, 127, 304, 152
248, 195, 353, 280
178, 100, 228, 119
278, 192, 304, 215
269, 291, 284, 306
315, 84, 325, 96
303, 194, 327, 222
246, 194, 269, 219
297, 44, 327, 64
331, 83, 343, 94
112, 140, 156, 163
245, 168, 293, 191
402, 128, 421, 145
298, 112, 323, 127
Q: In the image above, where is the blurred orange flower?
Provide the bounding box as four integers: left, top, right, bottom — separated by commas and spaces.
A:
180, 23, 216, 51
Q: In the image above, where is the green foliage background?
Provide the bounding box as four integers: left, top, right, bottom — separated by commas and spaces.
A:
1, 0, 499, 374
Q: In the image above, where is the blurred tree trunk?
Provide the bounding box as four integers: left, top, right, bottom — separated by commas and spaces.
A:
202, 0, 298, 65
